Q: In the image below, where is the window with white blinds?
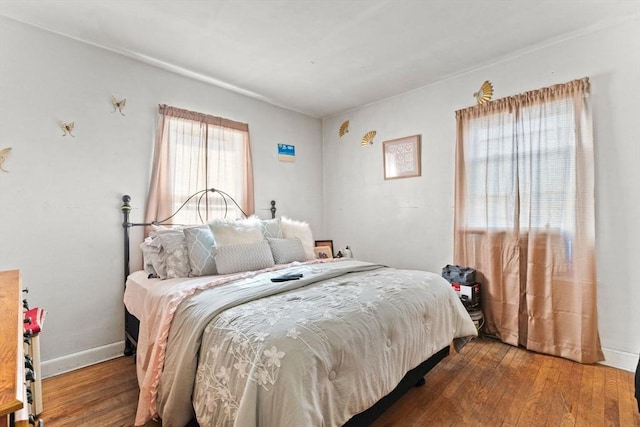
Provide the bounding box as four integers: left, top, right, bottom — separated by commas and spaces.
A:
463, 98, 577, 233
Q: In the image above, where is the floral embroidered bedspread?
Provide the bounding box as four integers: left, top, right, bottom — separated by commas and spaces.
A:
154, 260, 477, 427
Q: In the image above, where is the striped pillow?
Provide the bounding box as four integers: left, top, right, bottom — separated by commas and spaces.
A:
267, 238, 307, 264
214, 240, 275, 274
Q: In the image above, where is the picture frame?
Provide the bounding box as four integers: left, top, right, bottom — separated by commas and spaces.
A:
314, 240, 334, 256
314, 245, 334, 259
383, 134, 421, 180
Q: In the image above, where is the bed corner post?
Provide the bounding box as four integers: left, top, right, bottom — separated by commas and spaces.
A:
121, 195, 132, 280
121, 195, 134, 356
270, 200, 276, 219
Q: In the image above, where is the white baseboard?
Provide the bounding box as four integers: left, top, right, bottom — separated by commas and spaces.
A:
39, 342, 639, 379
600, 347, 639, 372
41, 341, 125, 379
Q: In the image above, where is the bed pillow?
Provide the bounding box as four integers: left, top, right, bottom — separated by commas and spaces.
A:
261, 217, 283, 239
154, 232, 191, 279
149, 223, 189, 236
209, 219, 264, 246
240, 215, 283, 238
140, 237, 161, 277
267, 238, 307, 264
145, 224, 187, 278
214, 240, 275, 274
280, 217, 315, 260
184, 226, 217, 277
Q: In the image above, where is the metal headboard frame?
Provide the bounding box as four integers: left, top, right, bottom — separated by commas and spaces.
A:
119, 188, 276, 355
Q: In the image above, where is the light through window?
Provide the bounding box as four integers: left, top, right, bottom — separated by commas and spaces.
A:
464, 98, 576, 233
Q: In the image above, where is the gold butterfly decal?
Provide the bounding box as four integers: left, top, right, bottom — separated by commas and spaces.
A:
0, 147, 12, 173
361, 130, 376, 147
339, 120, 349, 138
61, 121, 75, 137
112, 96, 126, 115
473, 80, 494, 104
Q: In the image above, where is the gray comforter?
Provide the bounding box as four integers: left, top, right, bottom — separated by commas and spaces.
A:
157, 260, 477, 426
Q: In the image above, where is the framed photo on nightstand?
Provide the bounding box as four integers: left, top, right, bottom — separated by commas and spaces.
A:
314, 245, 333, 259
314, 240, 334, 256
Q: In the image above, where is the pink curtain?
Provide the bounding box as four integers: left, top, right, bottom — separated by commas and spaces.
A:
454, 78, 604, 363
145, 105, 254, 230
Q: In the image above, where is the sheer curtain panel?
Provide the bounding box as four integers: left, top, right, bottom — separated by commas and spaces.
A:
145, 105, 254, 228
454, 78, 603, 363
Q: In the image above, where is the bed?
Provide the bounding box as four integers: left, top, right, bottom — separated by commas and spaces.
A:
120, 191, 477, 426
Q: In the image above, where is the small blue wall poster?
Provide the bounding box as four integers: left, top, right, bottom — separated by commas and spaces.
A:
278, 144, 295, 162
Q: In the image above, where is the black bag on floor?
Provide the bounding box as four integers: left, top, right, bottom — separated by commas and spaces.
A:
442, 264, 476, 285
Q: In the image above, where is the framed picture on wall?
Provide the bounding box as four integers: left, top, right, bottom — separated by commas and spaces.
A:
383, 134, 421, 180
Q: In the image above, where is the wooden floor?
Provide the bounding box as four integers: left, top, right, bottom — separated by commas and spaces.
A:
39, 337, 639, 426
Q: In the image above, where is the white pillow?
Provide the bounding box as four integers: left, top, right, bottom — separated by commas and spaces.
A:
209, 219, 264, 246
214, 240, 275, 274
280, 217, 315, 260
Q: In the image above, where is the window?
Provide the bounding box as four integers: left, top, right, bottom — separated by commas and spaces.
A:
453, 78, 603, 364
146, 105, 254, 227
463, 98, 577, 233
168, 117, 249, 223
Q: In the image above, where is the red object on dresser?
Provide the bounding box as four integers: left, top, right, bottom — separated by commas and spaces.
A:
23, 307, 46, 335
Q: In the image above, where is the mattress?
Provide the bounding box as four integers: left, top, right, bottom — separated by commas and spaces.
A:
124, 270, 158, 319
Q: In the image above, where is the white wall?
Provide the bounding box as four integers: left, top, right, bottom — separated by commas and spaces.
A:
322, 18, 640, 371
1, 14, 637, 377
0, 17, 323, 377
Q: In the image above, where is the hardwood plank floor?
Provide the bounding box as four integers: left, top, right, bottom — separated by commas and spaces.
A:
39, 337, 639, 426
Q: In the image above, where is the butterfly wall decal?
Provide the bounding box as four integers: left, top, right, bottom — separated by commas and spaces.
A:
473, 80, 494, 104
361, 130, 376, 147
339, 120, 349, 137
0, 147, 12, 173
112, 96, 126, 115
61, 121, 75, 137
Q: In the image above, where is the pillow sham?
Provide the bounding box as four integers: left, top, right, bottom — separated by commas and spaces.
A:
149, 223, 189, 237
280, 217, 315, 260
209, 219, 264, 246
267, 238, 307, 264
214, 240, 275, 275
183, 226, 217, 277
154, 232, 191, 279
140, 237, 161, 277
141, 226, 194, 279
261, 217, 283, 239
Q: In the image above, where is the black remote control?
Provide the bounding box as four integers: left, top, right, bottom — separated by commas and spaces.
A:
271, 273, 304, 282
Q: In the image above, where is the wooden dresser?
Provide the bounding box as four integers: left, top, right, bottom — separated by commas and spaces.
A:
0, 270, 28, 426
0, 270, 43, 427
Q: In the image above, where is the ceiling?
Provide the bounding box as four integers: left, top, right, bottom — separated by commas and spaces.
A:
1, 1, 638, 118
